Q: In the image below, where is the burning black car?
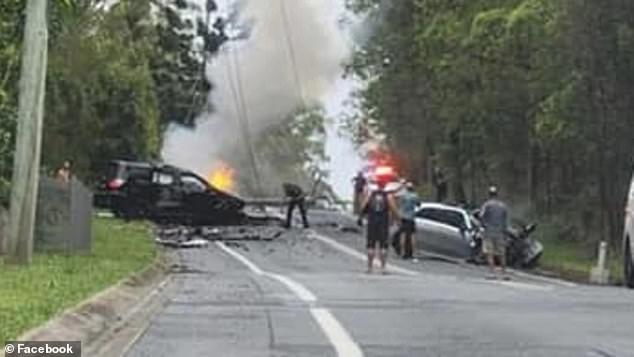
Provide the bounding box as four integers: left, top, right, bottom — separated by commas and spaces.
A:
97, 160, 246, 226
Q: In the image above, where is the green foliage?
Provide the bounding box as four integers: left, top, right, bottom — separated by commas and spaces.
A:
0, 0, 226, 186
346, 0, 634, 245
0, 0, 227, 205
257, 106, 329, 190
0, 218, 156, 342
0, 0, 22, 204
151, 0, 227, 129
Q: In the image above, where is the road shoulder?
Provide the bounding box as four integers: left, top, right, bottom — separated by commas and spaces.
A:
1, 250, 174, 357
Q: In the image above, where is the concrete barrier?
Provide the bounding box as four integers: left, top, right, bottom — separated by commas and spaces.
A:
590, 241, 610, 284
34, 177, 93, 253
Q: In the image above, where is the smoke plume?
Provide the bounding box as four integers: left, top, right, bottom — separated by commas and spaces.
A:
161, 0, 349, 194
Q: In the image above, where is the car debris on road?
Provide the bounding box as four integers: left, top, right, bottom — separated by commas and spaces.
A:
154, 225, 285, 249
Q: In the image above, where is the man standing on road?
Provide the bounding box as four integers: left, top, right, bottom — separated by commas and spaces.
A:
392, 182, 420, 260
358, 179, 399, 274
352, 171, 367, 214
283, 182, 310, 229
479, 186, 510, 279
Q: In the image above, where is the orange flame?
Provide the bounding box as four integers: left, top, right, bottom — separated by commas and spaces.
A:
207, 162, 236, 193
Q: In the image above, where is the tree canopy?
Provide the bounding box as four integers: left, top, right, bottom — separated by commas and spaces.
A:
0, 0, 226, 193
346, 0, 634, 244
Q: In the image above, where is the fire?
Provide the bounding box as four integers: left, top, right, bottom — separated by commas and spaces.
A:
207, 162, 236, 192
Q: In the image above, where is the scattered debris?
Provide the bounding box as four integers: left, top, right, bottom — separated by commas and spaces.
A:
313, 221, 362, 234
155, 237, 209, 249
340, 226, 361, 233
154, 224, 285, 249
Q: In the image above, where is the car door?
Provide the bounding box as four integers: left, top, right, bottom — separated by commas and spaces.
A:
179, 174, 213, 214
414, 207, 471, 258
414, 208, 456, 255
120, 166, 153, 214
151, 170, 182, 211
434, 209, 473, 258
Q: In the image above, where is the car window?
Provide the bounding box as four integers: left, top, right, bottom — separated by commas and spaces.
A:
417, 208, 466, 230
416, 208, 436, 220
181, 175, 208, 193
107, 162, 122, 179
153, 172, 174, 185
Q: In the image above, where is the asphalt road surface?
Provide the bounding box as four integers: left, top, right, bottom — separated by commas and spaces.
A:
126, 210, 634, 357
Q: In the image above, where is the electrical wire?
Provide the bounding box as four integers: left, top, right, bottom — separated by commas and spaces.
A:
278, 0, 307, 107
224, 44, 264, 195
219, 0, 263, 195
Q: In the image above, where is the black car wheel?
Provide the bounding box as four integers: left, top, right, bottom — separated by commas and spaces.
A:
625, 239, 634, 289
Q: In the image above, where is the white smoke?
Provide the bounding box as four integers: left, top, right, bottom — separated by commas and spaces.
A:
161, 0, 350, 194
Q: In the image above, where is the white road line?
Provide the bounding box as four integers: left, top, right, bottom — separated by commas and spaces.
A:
267, 272, 317, 303
216, 241, 264, 275
337, 212, 578, 289
309, 232, 419, 276
311, 308, 364, 357
486, 280, 553, 291
310, 231, 564, 292
215, 242, 364, 357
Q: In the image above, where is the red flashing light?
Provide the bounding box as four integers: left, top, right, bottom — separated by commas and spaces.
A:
375, 166, 395, 177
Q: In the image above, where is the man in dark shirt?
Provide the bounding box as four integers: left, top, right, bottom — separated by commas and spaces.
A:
352, 171, 367, 214
479, 186, 510, 279
283, 183, 309, 229
358, 180, 399, 274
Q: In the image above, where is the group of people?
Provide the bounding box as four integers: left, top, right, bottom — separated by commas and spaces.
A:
282, 168, 512, 279
354, 170, 511, 279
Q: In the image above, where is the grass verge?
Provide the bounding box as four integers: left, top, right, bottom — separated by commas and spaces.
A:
0, 217, 156, 342
538, 236, 624, 285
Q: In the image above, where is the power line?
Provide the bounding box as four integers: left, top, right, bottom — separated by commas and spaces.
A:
278, 0, 307, 107
219, 0, 263, 195
223, 44, 263, 195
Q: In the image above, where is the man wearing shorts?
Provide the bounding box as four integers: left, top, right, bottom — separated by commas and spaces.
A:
480, 186, 510, 279
358, 180, 399, 274
392, 182, 420, 259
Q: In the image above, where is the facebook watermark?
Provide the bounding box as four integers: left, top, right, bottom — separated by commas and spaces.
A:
4, 341, 81, 357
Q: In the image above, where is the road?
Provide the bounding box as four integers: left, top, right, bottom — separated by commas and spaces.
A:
125, 210, 634, 357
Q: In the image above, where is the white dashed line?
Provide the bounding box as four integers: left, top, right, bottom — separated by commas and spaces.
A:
215, 242, 364, 357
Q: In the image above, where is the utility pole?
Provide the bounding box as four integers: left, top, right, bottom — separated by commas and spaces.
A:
6, 0, 48, 264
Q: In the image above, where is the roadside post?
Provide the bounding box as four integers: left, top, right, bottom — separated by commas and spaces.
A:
6, 0, 48, 264
590, 241, 610, 284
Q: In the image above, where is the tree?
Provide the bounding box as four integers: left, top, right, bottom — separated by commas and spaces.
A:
345, 0, 634, 246
256, 106, 329, 195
